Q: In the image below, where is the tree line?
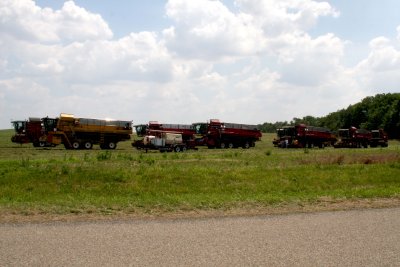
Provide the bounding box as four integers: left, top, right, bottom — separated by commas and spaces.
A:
258, 93, 400, 139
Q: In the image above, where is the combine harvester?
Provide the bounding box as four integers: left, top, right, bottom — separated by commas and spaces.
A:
334, 127, 388, 148
42, 114, 132, 149
273, 124, 336, 148
193, 119, 262, 149
11, 118, 53, 147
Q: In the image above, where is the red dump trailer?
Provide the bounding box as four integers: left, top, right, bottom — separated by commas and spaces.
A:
193, 119, 262, 149
334, 127, 371, 148
274, 124, 336, 148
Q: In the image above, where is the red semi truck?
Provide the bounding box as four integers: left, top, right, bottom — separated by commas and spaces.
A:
334, 127, 371, 148
193, 119, 262, 149
273, 124, 336, 148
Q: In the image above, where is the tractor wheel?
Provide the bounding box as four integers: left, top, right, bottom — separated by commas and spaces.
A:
182, 146, 187, 152
220, 142, 226, 149
174, 146, 181, 152
83, 141, 93, 149
39, 142, 46, 147
228, 143, 234, 149
72, 141, 80, 149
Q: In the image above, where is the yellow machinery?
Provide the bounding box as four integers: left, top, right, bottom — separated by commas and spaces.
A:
42, 113, 132, 149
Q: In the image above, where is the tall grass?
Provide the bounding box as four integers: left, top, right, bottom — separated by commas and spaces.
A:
0, 129, 400, 215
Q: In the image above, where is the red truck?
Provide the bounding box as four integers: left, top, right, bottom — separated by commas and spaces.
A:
193, 119, 262, 149
369, 129, 388, 147
273, 124, 336, 148
334, 127, 371, 148
133, 122, 197, 150
11, 118, 53, 147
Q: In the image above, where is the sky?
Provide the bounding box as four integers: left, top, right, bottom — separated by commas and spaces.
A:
1, 0, 400, 129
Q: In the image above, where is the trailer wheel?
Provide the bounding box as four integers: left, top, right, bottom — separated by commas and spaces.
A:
72, 141, 80, 149
108, 142, 117, 150
182, 146, 187, 152
83, 141, 93, 149
220, 142, 226, 149
174, 146, 181, 152
243, 142, 250, 149
228, 143, 234, 149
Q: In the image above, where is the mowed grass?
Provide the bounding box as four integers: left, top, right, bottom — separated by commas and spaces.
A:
0, 129, 400, 216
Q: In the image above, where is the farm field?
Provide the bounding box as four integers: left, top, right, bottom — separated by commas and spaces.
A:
1, 129, 400, 222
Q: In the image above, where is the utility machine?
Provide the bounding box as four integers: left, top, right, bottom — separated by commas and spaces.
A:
132, 131, 188, 152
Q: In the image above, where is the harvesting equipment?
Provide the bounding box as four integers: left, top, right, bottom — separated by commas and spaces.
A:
273, 124, 336, 148
193, 119, 262, 149
11, 118, 53, 147
334, 127, 371, 148
42, 114, 132, 149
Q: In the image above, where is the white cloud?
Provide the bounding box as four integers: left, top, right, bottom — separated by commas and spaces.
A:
164, 0, 266, 59
235, 0, 339, 36
0, 0, 112, 43
355, 36, 400, 94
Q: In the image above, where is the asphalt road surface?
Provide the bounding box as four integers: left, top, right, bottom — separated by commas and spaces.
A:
1, 207, 400, 266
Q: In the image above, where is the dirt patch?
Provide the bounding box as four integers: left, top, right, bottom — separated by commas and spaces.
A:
1, 197, 400, 224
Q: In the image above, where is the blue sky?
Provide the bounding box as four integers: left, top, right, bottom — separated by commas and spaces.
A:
1, 0, 400, 129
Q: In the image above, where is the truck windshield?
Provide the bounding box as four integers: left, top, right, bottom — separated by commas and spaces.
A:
12, 121, 25, 133
283, 127, 295, 137
338, 129, 349, 138
276, 129, 285, 138
42, 118, 58, 132
193, 123, 208, 135
371, 131, 380, 138
134, 125, 148, 137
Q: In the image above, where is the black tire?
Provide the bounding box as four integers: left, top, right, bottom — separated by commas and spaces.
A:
243, 141, 250, 149
182, 146, 187, 152
228, 143, 234, 149
174, 146, 181, 152
72, 141, 80, 149
220, 142, 226, 149
39, 142, 46, 147
108, 142, 117, 150
83, 141, 93, 149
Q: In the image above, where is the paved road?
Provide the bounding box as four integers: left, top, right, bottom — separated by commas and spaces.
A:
1, 208, 399, 266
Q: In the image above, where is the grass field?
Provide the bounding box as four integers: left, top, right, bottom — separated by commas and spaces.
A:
1, 129, 400, 219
